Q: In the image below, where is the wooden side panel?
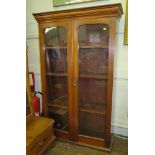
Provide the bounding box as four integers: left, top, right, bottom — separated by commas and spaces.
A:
26, 46, 35, 124
105, 18, 116, 147
38, 24, 48, 116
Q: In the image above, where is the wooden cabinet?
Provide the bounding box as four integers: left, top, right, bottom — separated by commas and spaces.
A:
26, 47, 56, 155
26, 117, 55, 155
33, 4, 123, 150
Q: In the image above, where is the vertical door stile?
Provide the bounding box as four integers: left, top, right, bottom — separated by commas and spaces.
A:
67, 21, 74, 140
73, 20, 79, 141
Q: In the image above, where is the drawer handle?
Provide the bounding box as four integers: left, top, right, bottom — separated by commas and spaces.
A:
38, 138, 46, 146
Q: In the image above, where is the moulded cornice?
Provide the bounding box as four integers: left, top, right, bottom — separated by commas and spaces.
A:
33, 3, 123, 23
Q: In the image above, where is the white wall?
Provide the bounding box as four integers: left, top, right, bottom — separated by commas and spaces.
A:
26, 0, 128, 136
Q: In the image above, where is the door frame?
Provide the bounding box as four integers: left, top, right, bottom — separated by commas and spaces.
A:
38, 21, 74, 140
72, 17, 116, 147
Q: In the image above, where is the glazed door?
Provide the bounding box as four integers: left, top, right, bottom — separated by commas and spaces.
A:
73, 18, 115, 147
40, 21, 74, 139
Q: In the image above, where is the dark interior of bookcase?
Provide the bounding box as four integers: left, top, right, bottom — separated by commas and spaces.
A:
79, 111, 106, 139
78, 24, 109, 138
45, 49, 67, 73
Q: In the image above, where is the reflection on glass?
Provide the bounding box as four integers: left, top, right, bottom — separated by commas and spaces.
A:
44, 26, 67, 47
78, 24, 109, 139
78, 24, 109, 46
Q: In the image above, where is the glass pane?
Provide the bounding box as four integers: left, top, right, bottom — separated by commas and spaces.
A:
45, 48, 67, 73
79, 112, 105, 138
44, 26, 68, 132
44, 26, 67, 47
78, 24, 109, 47
78, 24, 109, 139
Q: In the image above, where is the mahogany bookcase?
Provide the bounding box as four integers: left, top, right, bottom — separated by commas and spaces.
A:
33, 3, 123, 151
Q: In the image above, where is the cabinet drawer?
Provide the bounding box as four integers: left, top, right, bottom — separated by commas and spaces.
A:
35, 127, 53, 154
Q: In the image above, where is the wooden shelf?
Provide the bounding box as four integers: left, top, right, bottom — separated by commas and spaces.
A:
48, 97, 106, 115
48, 103, 67, 109
46, 72, 68, 77
48, 96, 68, 109
45, 45, 108, 49
80, 102, 106, 115
79, 44, 108, 49
79, 73, 107, 80
46, 73, 107, 79
45, 45, 109, 49
45, 46, 67, 49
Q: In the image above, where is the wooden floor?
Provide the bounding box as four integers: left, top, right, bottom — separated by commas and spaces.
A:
44, 135, 128, 155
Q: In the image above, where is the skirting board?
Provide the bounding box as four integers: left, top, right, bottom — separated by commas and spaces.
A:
111, 124, 128, 137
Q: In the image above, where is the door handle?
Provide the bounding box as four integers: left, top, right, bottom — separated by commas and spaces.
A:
73, 80, 77, 87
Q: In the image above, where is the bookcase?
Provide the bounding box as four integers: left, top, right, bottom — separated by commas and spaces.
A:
33, 3, 123, 150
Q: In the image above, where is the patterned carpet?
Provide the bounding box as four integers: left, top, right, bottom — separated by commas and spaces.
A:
44, 136, 128, 155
